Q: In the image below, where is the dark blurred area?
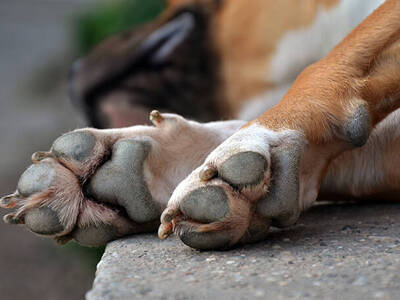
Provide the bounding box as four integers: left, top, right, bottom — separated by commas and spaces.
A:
0, 0, 162, 299
69, 0, 223, 130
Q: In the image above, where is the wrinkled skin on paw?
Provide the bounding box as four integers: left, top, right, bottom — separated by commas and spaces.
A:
87, 139, 161, 223
159, 126, 306, 250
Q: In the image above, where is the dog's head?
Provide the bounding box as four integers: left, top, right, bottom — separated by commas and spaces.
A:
69, 0, 288, 128
69, 0, 221, 128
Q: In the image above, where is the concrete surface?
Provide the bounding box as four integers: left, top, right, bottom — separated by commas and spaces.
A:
87, 202, 400, 300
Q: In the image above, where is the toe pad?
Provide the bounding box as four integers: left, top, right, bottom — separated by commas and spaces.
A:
219, 151, 267, 187
178, 229, 233, 250
180, 186, 230, 223
72, 224, 116, 247
87, 139, 160, 223
17, 163, 55, 197
24, 207, 64, 235
52, 131, 96, 162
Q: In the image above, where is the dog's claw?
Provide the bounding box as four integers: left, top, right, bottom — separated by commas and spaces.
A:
3, 213, 23, 225
31, 151, 53, 164
199, 165, 217, 181
150, 110, 163, 126
159, 207, 180, 239
160, 207, 179, 224
158, 222, 173, 239
0, 192, 19, 208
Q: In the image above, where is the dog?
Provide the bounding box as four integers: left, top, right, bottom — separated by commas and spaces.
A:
1, 0, 399, 250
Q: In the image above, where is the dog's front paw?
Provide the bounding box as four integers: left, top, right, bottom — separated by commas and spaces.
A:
159, 125, 306, 250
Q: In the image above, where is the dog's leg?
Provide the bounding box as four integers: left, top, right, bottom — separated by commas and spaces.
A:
0, 111, 243, 246
321, 109, 400, 201
160, 0, 400, 249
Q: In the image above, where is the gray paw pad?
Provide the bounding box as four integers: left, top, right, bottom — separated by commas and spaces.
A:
344, 105, 370, 147
52, 131, 96, 162
24, 207, 64, 235
17, 162, 55, 197
219, 151, 267, 187
178, 230, 232, 250
72, 224, 116, 247
180, 186, 229, 223
256, 142, 302, 226
87, 139, 160, 223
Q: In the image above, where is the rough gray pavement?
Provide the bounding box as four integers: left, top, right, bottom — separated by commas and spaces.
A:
87, 202, 400, 300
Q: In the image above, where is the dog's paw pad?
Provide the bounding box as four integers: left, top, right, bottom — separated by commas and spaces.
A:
87, 138, 161, 223
178, 228, 233, 250
160, 180, 252, 250
180, 186, 230, 223
52, 131, 97, 163
17, 162, 56, 196
71, 224, 117, 247
24, 207, 64, 235
219, 151, 268, 187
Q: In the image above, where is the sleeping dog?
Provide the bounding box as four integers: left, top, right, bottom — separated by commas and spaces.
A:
2, 0, 399, 250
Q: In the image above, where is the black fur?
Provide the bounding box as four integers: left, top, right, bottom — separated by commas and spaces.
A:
70, 5, 221, 128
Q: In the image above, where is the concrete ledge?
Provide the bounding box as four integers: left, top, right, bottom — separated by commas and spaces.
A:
87, 203, 400, 300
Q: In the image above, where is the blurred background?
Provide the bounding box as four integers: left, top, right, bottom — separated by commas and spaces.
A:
0, 1, 163, 299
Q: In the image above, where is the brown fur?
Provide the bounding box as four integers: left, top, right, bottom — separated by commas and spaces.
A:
252, 0, 400, 145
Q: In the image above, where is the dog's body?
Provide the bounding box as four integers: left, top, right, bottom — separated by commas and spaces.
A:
2, 0, 400, 249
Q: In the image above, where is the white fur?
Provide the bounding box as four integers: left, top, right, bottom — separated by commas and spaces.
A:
238, 83, 292, 120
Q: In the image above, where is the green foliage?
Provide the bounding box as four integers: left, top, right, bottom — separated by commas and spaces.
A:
74, 0, 166, 54
65, 242, 106, 270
